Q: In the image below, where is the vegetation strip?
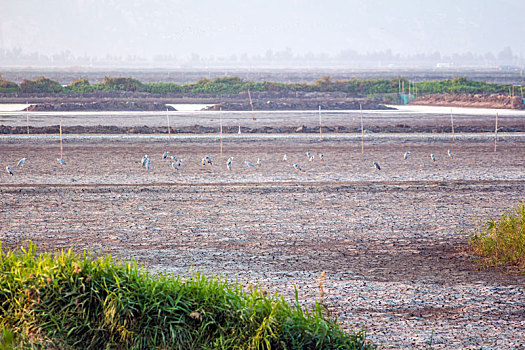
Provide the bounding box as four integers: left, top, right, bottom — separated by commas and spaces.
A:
0, 76, 516, 96
0, 242, 374, 349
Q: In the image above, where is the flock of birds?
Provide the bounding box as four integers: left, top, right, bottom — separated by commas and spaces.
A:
4, 149, 454, 177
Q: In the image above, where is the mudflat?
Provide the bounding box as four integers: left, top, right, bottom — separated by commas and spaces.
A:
1, 133, 524, 348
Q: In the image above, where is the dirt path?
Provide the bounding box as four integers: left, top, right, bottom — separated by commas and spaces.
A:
1, 135, 524, 348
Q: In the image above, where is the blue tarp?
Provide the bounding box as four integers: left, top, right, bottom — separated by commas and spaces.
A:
399, 94, 415, 104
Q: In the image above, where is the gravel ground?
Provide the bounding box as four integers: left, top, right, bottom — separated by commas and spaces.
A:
1, 133, 525, 349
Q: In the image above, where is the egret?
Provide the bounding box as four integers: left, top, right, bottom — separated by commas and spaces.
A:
57, 158, 66, 165
201, 157, 206, 166
163, 151, 169, 159
226, 161, 232, 171
293, 163, 303, 172
6, 166, 13, 176
430, 154, 436, 162
205, 156, 212, 165
283, 153, 288, 161
17, 158, 26, 167
306, 152, 312, 159
404, 151, 410, 160
146, 159, 151, 170
319, 154, 324, 161
171, 162, 179, 171
373, 161, 381, 170
245, 160, 255, 167
228, 157, 234, 162
142, 155, 148, 167
171, 155, 179, 162
447, 150, 453, 158
257, 158, 262, 166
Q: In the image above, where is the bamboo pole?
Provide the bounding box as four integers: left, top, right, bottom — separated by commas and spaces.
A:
59, 120, 63, 159
219, 108, 223, 156
166, 107, 171, 139
360, 103, 364, 154
494, 113, 498, 152
450, 108, 455, 142
248, 89, 255, 120
318, 105, 322, 141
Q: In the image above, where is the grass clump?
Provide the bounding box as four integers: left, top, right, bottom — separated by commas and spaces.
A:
469, 203, 525, 273
0, 242, 374, 349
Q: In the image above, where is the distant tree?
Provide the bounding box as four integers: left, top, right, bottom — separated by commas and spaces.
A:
19, 77, 62, 93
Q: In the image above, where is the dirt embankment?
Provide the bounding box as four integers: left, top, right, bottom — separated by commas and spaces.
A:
0, 90, 391, 112
410, 93, 525, 109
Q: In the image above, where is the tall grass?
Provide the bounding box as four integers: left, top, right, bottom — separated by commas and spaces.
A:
0, 242, 374, 349
469, 203, 525, 273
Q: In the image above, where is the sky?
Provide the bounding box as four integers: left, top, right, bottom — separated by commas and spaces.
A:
1, 0, 524, 59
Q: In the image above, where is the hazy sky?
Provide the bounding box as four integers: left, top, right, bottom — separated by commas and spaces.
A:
1, 0, 524, 58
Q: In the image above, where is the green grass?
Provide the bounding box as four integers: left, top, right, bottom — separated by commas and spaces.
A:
469, 203, 525, 273
0, 242, 374, 349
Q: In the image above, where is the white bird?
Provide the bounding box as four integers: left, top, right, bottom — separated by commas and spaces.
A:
228, 157, 234, 162
226, 161, 232, 171
306, 152, 312, 159
57, 158, 66, 165
430, 154, 436, 162
293, 163, 303, 172
404, 151, 410, 160
447, 150, 453, 158
205, 156, 212, 165
319, 154, 324, 161
142, 155, 148, 167
245, 160, 255, 167
283, 153, 288, 161
163, 151, 169, 159
171, 155, 179, 162
257, 158, 262, 166
17, 158, 26, 167
201, 157, 206, 166
146, 159, 151, 170
171, 162, 179, 171
373, 161, 381, 170
6, 166, 13, 176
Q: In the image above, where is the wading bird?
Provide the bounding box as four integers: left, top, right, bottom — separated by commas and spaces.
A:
404, 151, 410, 160
57, 158, 66, 165
171, 155, 179, 162
226, 160, 232, 171
430, 154, 436, 162
245, 160, 255, 167
293, 163, 302, 172
257, 158, 262, 166
283, 153, 288, 161
17, 158, 26, 167
146, 159, 151, 170
6, 166, 13, 176
373, 161, 381, 170
171, 162, 179, 171
163, 151, 169, 159
205, 156, 212, 165
306, 152, 312, 159
319, 154, 324, 161
448, 150, 453, 158
142, 155, 148, 167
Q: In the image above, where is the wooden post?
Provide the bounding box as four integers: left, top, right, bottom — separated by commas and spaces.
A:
26, 113, 29, 135
494, 113, 498, 152
219, 108, 223, 156
521, 85, 523, 98
318, 105, 322, 141
408, 80, 411, 97
360, 103, 364, 154
166, 107, 171, 139
450, 108, 455, 142
248, 89, 255, 120
398, 78, 401, 94
59, 120, 63, 159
